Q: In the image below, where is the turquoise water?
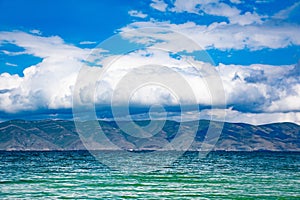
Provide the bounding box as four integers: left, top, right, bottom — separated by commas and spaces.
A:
0, 151, 299, 199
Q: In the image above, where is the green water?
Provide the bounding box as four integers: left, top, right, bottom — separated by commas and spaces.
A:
0, 151, 299, 199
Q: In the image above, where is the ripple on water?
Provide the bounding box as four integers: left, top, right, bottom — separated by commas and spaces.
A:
0, 151, 299, 199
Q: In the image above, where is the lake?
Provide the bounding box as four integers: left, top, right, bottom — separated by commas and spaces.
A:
0, 151, 299, 199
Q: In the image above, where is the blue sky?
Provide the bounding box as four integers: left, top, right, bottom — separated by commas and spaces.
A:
0, 0, 300, 124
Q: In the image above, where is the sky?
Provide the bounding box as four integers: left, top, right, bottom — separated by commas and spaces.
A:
0, 0, 300, 125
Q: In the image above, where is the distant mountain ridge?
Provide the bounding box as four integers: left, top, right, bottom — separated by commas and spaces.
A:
0, 119, 299, 151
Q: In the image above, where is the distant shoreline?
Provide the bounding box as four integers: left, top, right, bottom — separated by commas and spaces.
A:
1, 150, 300, 153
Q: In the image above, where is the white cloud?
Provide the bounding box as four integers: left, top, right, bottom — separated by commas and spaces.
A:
105, 109, 300, 125
0, 31, 90, 59
150, 0, 168, 12
171, 0, 205, 13
171, 0, 264, 25
0, 31, 95, 113
202, 108, 300, 125
76, 47, 300, 115
265, 84, 300, 112
1, 50, 26, 56
217, 63, 300, 113
120, 21, 300, 51
229, 0, 242, 4
29, 29, 42, 35
5, 62, 18, 67
79, 41, 97, 45
0, 73, 22, 90
0, 58, 82, 113
229, 11, 263, 26
128, 10, 148, 18
200, 2, 241, 17
89, 49, 219, 107
202, 3, 264, 25
71, 49, 205, 108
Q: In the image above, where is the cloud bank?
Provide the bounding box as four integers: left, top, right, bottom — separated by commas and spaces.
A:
0, 31, 299, 125
1, 0, 300, 125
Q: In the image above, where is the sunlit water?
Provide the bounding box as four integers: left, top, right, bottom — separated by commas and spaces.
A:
0, 151, 299, 199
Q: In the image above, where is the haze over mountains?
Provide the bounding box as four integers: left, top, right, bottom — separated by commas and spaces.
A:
0, 119, 299, 151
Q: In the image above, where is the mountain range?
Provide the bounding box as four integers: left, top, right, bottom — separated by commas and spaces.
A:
0, 119, 299, 151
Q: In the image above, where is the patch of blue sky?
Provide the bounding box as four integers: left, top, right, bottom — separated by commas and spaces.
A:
162, 12, 228, 25
0, 54, 42, 77
0, 0, 134, 45
253, 0, 300, 16
177, 51, 215, 65
98, 34, 146, 56
0, 43, 25, 53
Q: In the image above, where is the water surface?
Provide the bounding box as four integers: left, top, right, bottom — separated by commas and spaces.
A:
0, 151, 299, 199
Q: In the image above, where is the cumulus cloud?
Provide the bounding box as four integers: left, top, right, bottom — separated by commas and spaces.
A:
217, 63, 300, 113
0, 58, 82, 113
0, 31, 95, 113
77, 49, 300, 118
89, 49, 219, 107
0, 73, 22, 90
